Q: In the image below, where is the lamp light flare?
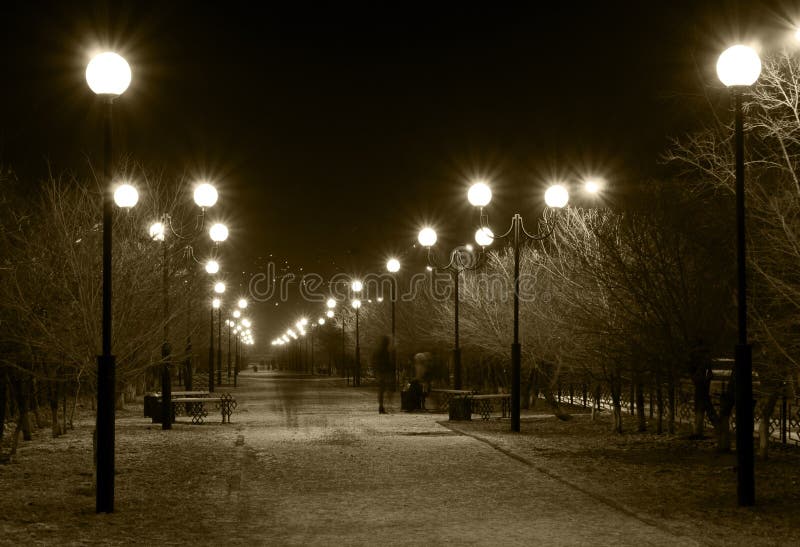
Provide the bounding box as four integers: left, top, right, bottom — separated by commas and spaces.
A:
212, 298, 221, 309
544, 185, 569, 208
238, 298, 248, 309
242, 319, 251, 328
386, 258, 400, 273
716, 45, 761, 87
193, 183, 218, 208
467, 181, 492, 207
326, 298, 337, 309
584, 180, 601, 194
318, 318, 325, 325
351, 280, 363, 292
326, 310, 334, 318
149, 222, 165, 241
418, 227, 437, 247
352, 299, 362, 309
86, 52, 131, 96
113, 184, 139, 208
233, 310, 241, 318
795, 28, 800, 42
475, 227, 494, 247
205, 260, 220, 274
214, 281, 226, 294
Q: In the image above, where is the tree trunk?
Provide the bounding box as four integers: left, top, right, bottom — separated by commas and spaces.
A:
667, 369, 676, 434
543, 390, 571, 421
636, 379, 646, 432
656, 379, 663, 435
0, 370, 7, 445
611, 375, 623, 433
758, 391, 779, 460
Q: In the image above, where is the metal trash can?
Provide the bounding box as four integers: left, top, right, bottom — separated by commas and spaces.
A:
448, 395, 471, 421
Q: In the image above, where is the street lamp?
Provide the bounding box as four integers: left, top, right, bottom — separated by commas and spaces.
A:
87, 50, 133, 514
193, 182, 218, 209
717, 43, 761, 507
468, 180, 568, 432
351, 281, 363, 386
238, 298, 248, 309
386, 258, 401, 390
209, 223, 229, 243
418, 228, 487, 390
205, 260, 220, 274
113, 184, 139, 208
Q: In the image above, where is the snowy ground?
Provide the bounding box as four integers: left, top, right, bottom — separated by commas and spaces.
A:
1, 371, 799, 545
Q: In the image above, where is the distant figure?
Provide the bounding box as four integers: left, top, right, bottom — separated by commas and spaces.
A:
373, 335, 393, 414
403, 352, 430, 412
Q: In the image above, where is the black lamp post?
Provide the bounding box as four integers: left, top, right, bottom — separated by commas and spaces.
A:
385, 259, 401, 391
466, 181, 569, 432
86, 51, 134, 514
351, 281, 363, 387
417, 232, 486, 391
716, 44, 761, 507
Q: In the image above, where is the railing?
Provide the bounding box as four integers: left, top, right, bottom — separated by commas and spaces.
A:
550, 381, 800, 446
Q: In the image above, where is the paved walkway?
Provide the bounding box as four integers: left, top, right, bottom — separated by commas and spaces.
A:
214, 371, 693, 545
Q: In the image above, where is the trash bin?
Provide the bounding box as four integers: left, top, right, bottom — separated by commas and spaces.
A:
448, 396, 471, 421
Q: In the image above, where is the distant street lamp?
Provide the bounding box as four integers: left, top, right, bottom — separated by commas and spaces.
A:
86, 50, 132, 514
717, 43, 761, 507
468, 180, 569, 432
209, 283, 225, 392
418, 229, 488, 390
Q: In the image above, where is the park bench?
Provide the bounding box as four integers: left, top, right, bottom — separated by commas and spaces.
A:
430, 389, 478, 412
468, 394, 511, 420
145, 392, 237, 425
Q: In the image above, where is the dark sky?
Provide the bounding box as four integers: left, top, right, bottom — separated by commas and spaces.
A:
2, 0, 797, 341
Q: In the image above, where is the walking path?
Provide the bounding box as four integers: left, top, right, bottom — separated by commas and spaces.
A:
1, 371, 750, 545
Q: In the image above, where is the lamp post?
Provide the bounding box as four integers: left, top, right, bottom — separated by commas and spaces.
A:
386, 259, 400, 390
352, 279, 363, 387
240, 318, 252, 385
418, 230, 488, 390
210, 282, 225, 391
717, 44, 761, 507
86, 51, 133, 514
149, 183, 220, 430
467, 180, 569, 432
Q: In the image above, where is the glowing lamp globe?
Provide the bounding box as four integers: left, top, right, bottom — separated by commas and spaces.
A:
326, 310, 334, 318
238, 298, 248, 309
242, 319, 251, 328
233, 309, 241, 318
584, 180, 601, 194
544, 185, 569, 208
205, 260, 220, 274
716, 45, 761, 87
467, 182, 492, 207
300, 318, 308, 326
326, 298, 337, 309
113, 184, 138, 208
149, 222, 165, 241
209, 223, 228, 243
386, 258, 400, 273
86, 52, 131, 96
318, 318, 325, 325
475, 227, 494, 247
214, 281, 226, 294
351, 280, 363, 292
212, 298, 221, 309
418, 227, 437, 247
352, 299, 362, 309
193, 183, 218, 208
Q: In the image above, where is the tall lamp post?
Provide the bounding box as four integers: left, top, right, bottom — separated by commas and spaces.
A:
417, 230, 489, 390
386, 259, 401, 390
149, 183, 220, 430
717, 44, 761, 507
86, 51, 133, 514
352, 280, 363, 387
467, 181, 569, 432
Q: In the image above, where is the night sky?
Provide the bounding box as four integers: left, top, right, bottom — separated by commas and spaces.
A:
1, 0, 797, 339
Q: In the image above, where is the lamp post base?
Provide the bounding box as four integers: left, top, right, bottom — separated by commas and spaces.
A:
511, 343, 521, 433
735, 343, 755, 506
96, 353, 116, 513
